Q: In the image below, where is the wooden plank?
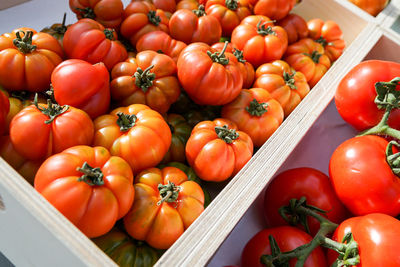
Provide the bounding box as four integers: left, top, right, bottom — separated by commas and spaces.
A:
156, 23, 383, 267
0, 0, 30, 10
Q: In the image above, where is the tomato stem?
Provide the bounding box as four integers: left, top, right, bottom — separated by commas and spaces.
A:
245, 99, 268, 116
256, 20, 277, 36
104, 29, 115, 40
76, 7, 95, 19
207, 41, 230, 65
283, 71, 297, 90
233, 48, 246, 63
116, 112, 137, 132
77, 162, 104, 186
157, 181, 181, 205
134, 65, 156, 92
226, 0, 238, 10
147, 10, 161, 26
193, 4, 206, 17
53, 13, 68, 34
215, 125, 239, 143
34, 93, 69, 124
13, 30, 37, 54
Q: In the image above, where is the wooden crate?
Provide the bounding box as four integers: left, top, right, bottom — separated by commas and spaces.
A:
0, 0, 398, 266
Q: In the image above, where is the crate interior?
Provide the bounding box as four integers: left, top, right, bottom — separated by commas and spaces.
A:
207, 32, 400, 267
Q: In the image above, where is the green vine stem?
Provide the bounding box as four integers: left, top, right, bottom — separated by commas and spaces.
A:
246, 99, 268, 116
76, 7, 96, 19
34, 93, 69, 124
13, 31, 37, 54
260, 197, 360, 267
226, 0, 238, 10
257, 20, 277, 36
134, 65, 156, 92
77, 162, 104, 186
193, 4, 206, 17
147, 10, 161, 26
283, 71, 297, 90
157, 181, 181, 206
104, 29, 115, 40
358, 77, 400, 140
215, 125, 239, 143
207, 41, 230, 65
116, 112, 137, 132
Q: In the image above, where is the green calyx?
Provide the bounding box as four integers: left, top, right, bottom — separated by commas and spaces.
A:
233, 48, 246, 63
53, 13, 68, 34
76, 7, 96, 19
193, 4, 206, 17
116, 112, 137, 132
330, 233, 360, 267
207, 41, 230, 65
104, 29, 115, 40
226, 0, 238, 10
283, 71, 297, 90
304, 51, 323, 63
13, 30, 37, 54
246, 99, 269, 116
34, 93, 69, 124
157, 181, 181, 205
257, 20, 277, 36
134, 65, 156, 92
77, 162, 104, 186
215, 125, 239, 143
147, 10, 161, 26
386, 141, 400, 176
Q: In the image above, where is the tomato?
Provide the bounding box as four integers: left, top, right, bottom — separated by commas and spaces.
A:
329, 135, 400, 216
211, 42, 255, 89
136, 30, 187, 63
35, 145, 134, 238
161, 114, 192, 164
0, 135, 42, 185
185, 118, 253, 182
335, 60, 400, 131
307, 19, 345, 62
205, 0, 252, 37
110, 50, 180, 114
349, 0, 388, 16
177, 42, 243, 105
285, 38, 331, 88
241, 226, 327, 267
231, 15, 288, 67
0, 28, 63, 92
69, 0, 124, 29
10, 98, 94, 161
252, 0, 297, 21
0, 89, 9, 135
253, 60, 310, 117
327, 213, 400, 266
120, 1, 169, 46
51, 59, 110, 119
63, 18, 127, 70
263, 167, 349, 236
150, 0, 177, 14
169, 5, 222, 45
93, 104, 171, 174
40, 13, 70, 50
176, 0, 199, 10
276, 13, 308, 44
123, 166, 204, 249
92, 228, 161, 267
221, 88, 284, 147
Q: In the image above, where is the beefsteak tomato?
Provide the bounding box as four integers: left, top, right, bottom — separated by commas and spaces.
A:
252, 0, 296, 20
276, 13, 308, 44
349, 0, 388, 16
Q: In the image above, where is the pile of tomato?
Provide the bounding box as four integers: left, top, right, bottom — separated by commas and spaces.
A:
6, 0, 395, 265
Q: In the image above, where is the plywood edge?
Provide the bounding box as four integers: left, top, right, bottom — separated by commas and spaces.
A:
155, 23, 383, 267
0, 158, 117, 267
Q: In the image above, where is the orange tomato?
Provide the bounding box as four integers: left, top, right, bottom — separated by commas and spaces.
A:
349, 0, 388, 16
252, 0, 296, 20
123, 166, 204, 249
276, 13, 309, 44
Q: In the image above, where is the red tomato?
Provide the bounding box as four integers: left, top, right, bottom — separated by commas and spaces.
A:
335, 60, 400, 131
69, 0, 124, 29
177, 42, 243, 105
35, 145, 135, 238
252, 0, 297, 21
51, 59, 110, 119
231, 15, 288, 67
0, 28, 63, 92
327, 213, 400, 266
276, 13, 309, 44
349, 0, 388, 16
329, 135, 400, 216
63, 18, 127, 70
0, 90, 9, 135
185, 118, 253, 182
242, 226, 327, 267
263, 167, 349, 236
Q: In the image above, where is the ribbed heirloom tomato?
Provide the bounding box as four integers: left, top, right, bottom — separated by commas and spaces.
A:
110, 50, 180, 113
185, 118, 253, 182
177, 42, 243, 105
221, 88, 284, 147
93, 104, 171, 174
0, 28, 63, 92
123, 166, 204, 249
276, 13, 309, 44
349, 0, 388, 16
252, 0, 297, 20
34, 146, 134, 238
